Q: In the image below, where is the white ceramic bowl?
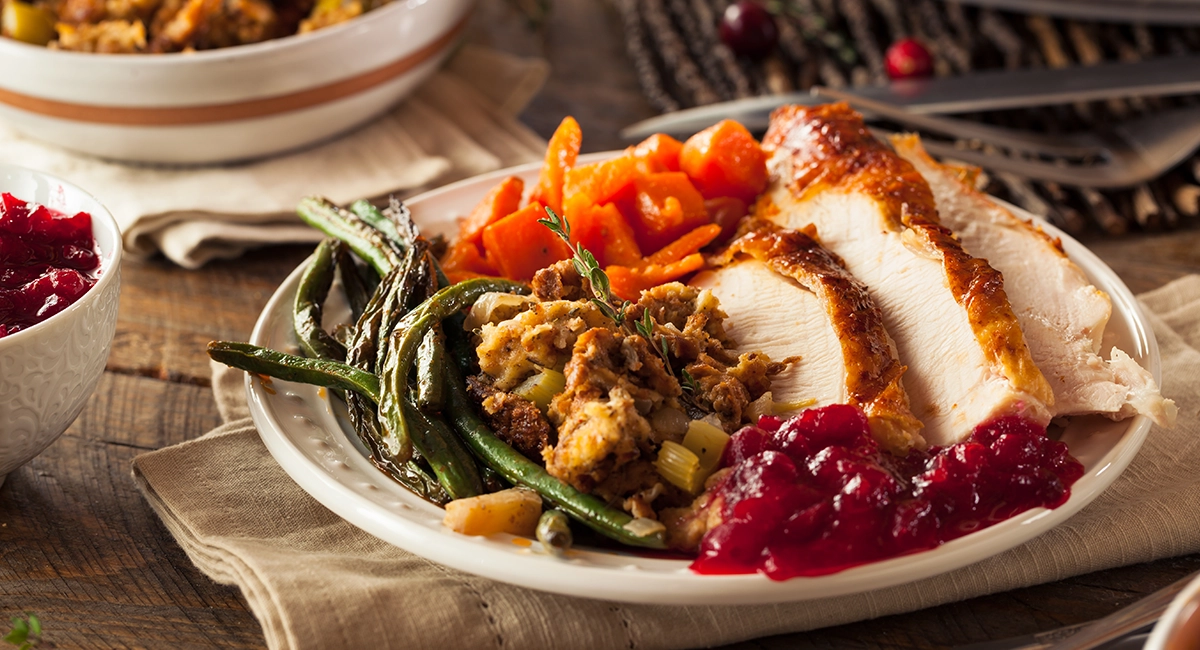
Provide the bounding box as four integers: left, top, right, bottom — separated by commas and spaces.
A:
1146, 572, 1200, 650
0, 0, 473, 164
0, 164, 121, 486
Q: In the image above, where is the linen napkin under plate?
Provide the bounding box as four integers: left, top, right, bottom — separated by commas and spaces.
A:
0, 45, 549, 269
132, 276, 1200, 650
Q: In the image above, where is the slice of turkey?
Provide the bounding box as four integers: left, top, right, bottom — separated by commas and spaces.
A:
758, 103, 1054, 446
693, 226, 924, 453
892, 134, 1176, 427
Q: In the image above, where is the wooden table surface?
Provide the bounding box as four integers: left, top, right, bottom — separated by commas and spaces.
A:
2, 1, 1199, 648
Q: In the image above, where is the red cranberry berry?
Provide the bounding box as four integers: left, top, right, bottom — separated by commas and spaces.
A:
719, 1, 778, 60
884, 38, 934, 80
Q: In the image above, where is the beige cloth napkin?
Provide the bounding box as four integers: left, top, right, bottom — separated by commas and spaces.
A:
0, 45, 548, 269
131, 276, 1200, 650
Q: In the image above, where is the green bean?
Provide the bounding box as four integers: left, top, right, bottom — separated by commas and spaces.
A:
441, 362, 666, 549
415, 328, 446, 410
349, 199, 406, 251
403, 401, 483, 500
536, 510, 573, 556
297, 196, 400, 277
335, 246, 375, 320
294, 239, 348, 362
360, 196, 452, 289
207, 341, 379, 403
378, 278, 528, 456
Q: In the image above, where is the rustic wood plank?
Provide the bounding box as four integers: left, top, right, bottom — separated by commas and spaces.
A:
1083, 230, 1200, 295
0, 373, 262, 649
109, 246, 312, 384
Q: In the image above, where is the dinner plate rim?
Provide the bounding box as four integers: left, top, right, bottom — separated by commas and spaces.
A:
245, 152, 1159, 605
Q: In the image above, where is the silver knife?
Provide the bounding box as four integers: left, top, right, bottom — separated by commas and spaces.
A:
620, 54, 1200, 140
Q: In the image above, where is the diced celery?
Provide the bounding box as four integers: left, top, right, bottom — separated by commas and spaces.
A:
512, 368, 566, 411
2, 1, 55, 45
682, 419, 730, 474
744, 391, 774, 424
655, 440, 704, 493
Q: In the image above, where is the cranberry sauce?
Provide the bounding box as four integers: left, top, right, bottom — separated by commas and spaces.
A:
0, 193, 100, 338
691, 405, 1084, 580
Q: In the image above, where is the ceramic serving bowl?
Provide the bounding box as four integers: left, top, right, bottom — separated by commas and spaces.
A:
0, 0, 473, 164
0, 164, 121, 486
1146, 572, 1200, 650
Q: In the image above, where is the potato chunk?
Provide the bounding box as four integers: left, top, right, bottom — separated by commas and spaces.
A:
442, 487, 543, 537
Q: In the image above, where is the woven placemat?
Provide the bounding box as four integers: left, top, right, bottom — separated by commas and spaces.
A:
612, 0, 1200, 236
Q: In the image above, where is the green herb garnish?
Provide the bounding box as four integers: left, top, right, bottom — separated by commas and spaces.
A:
540, 206, 698, 397
4, 613, 44, 649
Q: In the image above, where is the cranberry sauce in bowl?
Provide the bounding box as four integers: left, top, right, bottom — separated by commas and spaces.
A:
692, 405, 1084, 580
0, 192, 101, 337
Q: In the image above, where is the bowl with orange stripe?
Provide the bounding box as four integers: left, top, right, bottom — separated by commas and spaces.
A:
0, 0, 472, 164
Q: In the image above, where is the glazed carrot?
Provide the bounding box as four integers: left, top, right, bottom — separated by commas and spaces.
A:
679, 119, 767, 203
458, 176, 524, 245
563, 154, 643, 206
564, 194, 642, 268
644, 223, 721, 266
441, 238, 497, 277
481, 201, 572, 281
704, 196, 749, 242
628, 172, 710, 253
630, 133, 683, 172
529, 117, 582, 215
607, 253, 706, 301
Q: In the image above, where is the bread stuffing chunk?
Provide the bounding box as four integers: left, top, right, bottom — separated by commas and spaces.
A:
470, 264, 792, 520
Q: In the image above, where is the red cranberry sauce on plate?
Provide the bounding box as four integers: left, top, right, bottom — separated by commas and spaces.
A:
691, 405, 1084, 580
0, 192, 100, 338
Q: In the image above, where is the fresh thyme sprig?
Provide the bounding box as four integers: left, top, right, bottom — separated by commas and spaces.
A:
539, 207, 697, 396
537, 207, 629, 325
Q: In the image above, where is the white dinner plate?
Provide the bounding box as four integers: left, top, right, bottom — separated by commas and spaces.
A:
245, 153, 1160, 605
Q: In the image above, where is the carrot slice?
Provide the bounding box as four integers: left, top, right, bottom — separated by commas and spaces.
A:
458, 176, 524, 245
630, 133, 684, 172
628, 172, 710, 254
563, 154, 643, 207
564, 193, 642, 268
529, 117, 582, 215
481, 201, 572, 281
704, 196, 749, 243
679, 119, 768, 203
644, 223, 721, 266
607, 253, 706, 301
441, 238, 498, 276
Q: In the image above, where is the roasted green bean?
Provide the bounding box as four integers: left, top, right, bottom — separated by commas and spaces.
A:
207, 341, 379, 403
403, 401, 483, 500
378, 278, 528, 456
415, 328, 446, 410
349, 199, 406, 252
536, 509, 573, 556
297, 196, 400, 277
441, 362, 667, 549
336, 245, 375, 320
294, 238, 348, 362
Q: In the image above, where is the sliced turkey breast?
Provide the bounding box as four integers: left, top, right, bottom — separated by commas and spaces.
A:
892, 134, 1176, 427
693, 226, 924, 453
759, 103, 1054, 446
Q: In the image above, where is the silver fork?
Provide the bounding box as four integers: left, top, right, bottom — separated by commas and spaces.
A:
814, 86, 1200, 189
